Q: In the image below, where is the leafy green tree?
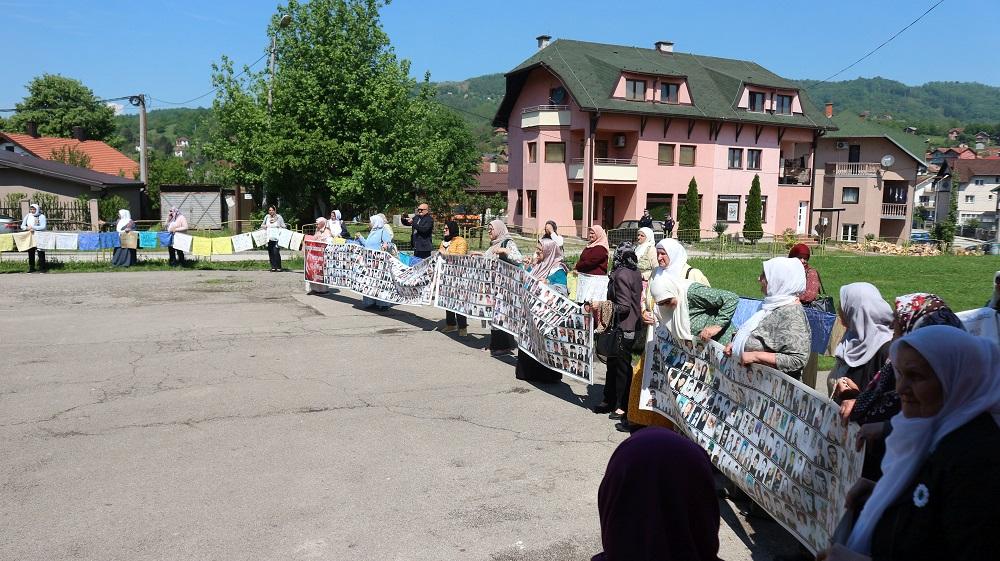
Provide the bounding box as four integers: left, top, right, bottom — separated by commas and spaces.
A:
50, 146, 92, 169
208, 0, 479, 223
7, 75, 116, 141
933, 170, 959, 248
146, 154, 191, 210
678, 177, 701, 242
743, 174, 763, 243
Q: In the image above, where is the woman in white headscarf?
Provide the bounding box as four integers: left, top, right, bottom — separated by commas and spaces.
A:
358, 215, 393, 310
111, 209, 137, 267
634, 227, 657, 281
653, 238, 709, 285
478, 219, 522, 355
821, 326, 1000, 561
725, 257, 811, 379
831, 282, 894, 402
166, 206, 188, 266
647, 271, 738, 344
20, 203, 47, 272
329, 209, 345, 239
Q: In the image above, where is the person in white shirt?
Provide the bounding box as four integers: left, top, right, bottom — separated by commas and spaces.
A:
20, 203, 47, 273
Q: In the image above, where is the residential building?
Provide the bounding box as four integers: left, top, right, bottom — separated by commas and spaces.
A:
469, 158, 508, 195
975, 132, 992, 145
0, 126, 139, 178
812, 110, 927, 243
951, 159, 1000, 228
913, 175, 937, 221
492, 37, 832, 235
927, 146, 976, 166
947, 128, 964, 141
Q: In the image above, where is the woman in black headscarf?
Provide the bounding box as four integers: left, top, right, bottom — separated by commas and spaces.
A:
593, 427, 721, 561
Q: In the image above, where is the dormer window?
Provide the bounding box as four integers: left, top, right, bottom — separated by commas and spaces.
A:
661, 83, 679, 104
748, 92, 766, 112
626, 79, 646, 101
776, 94, 793, 115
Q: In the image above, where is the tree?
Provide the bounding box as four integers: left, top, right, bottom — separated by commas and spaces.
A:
146, 154, 191, 210
50, 146, 92, 169
208, 0, 479, 223
7, 74, 116, 141
678, 177, 701, 242
743, 174, 763, 243
933, 170, 959, 248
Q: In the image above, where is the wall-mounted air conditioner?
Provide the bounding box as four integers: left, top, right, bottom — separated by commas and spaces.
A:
613, 134, 626, 148
835, 141, 849, 150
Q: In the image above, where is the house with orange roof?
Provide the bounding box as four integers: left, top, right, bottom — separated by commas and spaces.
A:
0, 125, 139, 179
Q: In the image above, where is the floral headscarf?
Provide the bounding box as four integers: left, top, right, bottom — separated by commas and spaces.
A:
611, 241, 638, 273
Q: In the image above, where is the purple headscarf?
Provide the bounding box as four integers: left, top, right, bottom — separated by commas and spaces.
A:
593, 427, 721, 561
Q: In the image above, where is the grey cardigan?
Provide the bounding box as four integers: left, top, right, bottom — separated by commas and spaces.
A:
742, 304, 811, 377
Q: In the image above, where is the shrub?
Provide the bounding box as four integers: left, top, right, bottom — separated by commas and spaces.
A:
743, 174, 764, 243
678, 177, 701, 243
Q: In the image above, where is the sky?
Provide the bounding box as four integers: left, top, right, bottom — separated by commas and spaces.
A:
2, 0, 996, 115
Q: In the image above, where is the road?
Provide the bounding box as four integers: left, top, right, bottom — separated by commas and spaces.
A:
0, 270, 801, 561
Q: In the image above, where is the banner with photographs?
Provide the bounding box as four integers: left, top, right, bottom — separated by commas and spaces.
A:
638, 328, 863, 554
434, 254, 594, 384
305, 242, 436, 306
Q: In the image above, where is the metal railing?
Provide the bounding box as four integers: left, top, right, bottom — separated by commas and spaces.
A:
826, 162, 881, 176
569, 157, 638, 166
778, 166, 812, 185
521, 104, 569, 113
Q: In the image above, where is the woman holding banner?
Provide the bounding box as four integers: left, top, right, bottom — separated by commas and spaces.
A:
359, 214, 394, 311
822, 326, 1000, 561
439, 221, 469, 336
725, 257, 811, 380
515, 238, 569, 382
830, 283, 894, 404
111, 209, 137, 267
166, 207, 188, 267
261, 205, 287, 272
575, 226, 610, 303
480, 219, 522, 356
645, 274, 738, 344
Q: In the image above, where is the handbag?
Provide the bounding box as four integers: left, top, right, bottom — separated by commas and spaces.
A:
809, 271, 836, 315
596, 326, 624, 359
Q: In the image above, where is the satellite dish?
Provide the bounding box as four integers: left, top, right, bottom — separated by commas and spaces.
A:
881, 154, 895, 168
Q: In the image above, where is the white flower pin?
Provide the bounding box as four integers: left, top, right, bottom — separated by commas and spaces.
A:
913, 483, 930, 508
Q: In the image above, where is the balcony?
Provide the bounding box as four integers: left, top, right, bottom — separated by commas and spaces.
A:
567, 157, 638, 182
826, 162, 882, 177
881, 203, 908, 219
521, 105, 571, 128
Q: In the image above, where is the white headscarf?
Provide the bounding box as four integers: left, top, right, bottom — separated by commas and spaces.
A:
330, 210, 344, 237
116, 209, 132, 232
655, 238, 689, 280
635, 227, 655, 258
847, 326, 1000, 554
649, 272, 695, 341
369, 214, 385, 231
24, 204, 40, 228
835, 282, 894, 367
730, 257, 806, 361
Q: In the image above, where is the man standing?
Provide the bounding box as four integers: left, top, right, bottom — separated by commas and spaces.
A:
638, 208, 654, 229
401, 202, 434, 258
664, 214, 675, 239
21, 203, 47, 273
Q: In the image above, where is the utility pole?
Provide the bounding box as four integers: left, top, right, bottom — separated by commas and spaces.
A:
130, 94, 148, 185
267, 14, 292, 113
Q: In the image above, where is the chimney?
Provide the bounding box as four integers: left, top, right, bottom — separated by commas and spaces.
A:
71, 126, 86, 141
654, 41, 674, 54
25, 121, 38, 138
536, 35, 551, 50
824, 102, 833, 119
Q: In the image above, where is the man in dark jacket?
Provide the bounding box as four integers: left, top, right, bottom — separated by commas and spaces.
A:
401, 202, 434, 258
637, 209, 654, 229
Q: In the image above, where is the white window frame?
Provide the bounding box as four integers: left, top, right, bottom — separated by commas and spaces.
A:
841, 224, 859, 242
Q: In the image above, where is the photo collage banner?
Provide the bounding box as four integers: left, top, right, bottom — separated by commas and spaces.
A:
0, 228, 305, 256
639, 327, 863, 554
303, 243, 594, 384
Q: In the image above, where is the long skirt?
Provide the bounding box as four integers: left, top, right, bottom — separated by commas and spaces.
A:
515, 351, 562, 383
111, 247, 137, 267
489, 329, 516, 352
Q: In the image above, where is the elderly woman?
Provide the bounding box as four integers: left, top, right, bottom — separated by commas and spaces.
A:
439, 221, 470, 336
634, 227, 657, 282
261, 205, 286, 272
329, 209, 346, 239
165, 206, 189, 267
831, 283, 894, 403
480, 219, 522, 356
306, 217, 334, 295
654, 238, 709, 285
515, 238, 569, 382
645, 273, 738, 344
788, 243, 821, 304
357, 214, 394, 310
593, 427, 721, 561
820, 326, 1000, 561
20, 203, 47, 273
591, 243, 644, 433
725, 257, 811, 380
576, 225, 610, 275
111, 209, 137, 267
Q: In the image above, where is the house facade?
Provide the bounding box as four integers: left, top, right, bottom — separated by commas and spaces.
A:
952, 159, 1000, 227
0, 128, 139, 178
492, 38, 832, 236
812, 111, 927, 243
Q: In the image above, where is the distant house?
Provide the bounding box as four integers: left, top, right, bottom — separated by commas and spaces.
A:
0, 150, 143, 218
951, 159, 1000, 228
913, 175, 937, 220
903, 126, 918, 135
813, 109, 927, 243
975, 131, 992, 145
947, 127, 964, 141
176, 137, 190, 148
927, 146, 976, 166
0, 127, 139, 179
469, 159, 508, 195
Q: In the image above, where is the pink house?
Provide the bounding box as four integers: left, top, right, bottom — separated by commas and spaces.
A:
492, 37, 834, 236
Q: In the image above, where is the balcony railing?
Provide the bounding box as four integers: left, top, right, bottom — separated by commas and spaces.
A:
881, 203, 908, 219
521, 104, 569, 113
567, 157, 638, 182
827, 162, 882, 176
570, 157, 638, 166
778, 167, 811, 185
520, 105, 571, 128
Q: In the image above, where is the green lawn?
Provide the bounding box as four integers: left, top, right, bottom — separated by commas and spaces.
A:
691, 254, 996, 313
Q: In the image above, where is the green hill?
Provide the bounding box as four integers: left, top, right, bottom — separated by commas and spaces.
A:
113, 107, 214, 159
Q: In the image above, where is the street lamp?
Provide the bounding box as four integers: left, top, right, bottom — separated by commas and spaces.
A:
267, 14, 292, 113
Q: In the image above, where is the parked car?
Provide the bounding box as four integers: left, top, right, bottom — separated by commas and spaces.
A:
614, 219, 666, 232
910, 230, 933, 244
0, 214, 20, 234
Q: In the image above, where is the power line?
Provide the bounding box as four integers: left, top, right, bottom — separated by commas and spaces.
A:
150, 52, 269, 106
813, 0, 945, 85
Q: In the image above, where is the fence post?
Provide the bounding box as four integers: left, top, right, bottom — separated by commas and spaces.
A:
88, 199, 100, 231
19, 198, 29, 220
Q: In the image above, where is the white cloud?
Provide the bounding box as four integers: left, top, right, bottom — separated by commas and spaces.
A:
106, 102, 124, 116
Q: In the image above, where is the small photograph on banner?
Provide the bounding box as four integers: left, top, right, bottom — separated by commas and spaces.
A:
172, 233, 193, 253
211, 237, 233, 255
13, 231, 35, 251
55, 233, 78, 250
191, 237, 212, 256
33, 231, 56, 250
231, 233, 253, 252
289, 231, 305, 251
250, 229, 268, 247
276, 228, 294, 249
0, 233, 14, 251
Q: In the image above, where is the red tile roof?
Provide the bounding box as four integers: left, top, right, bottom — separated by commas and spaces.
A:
471, 161, 508, 192
1, 132, 139, 179
953, 159, 1000, 178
